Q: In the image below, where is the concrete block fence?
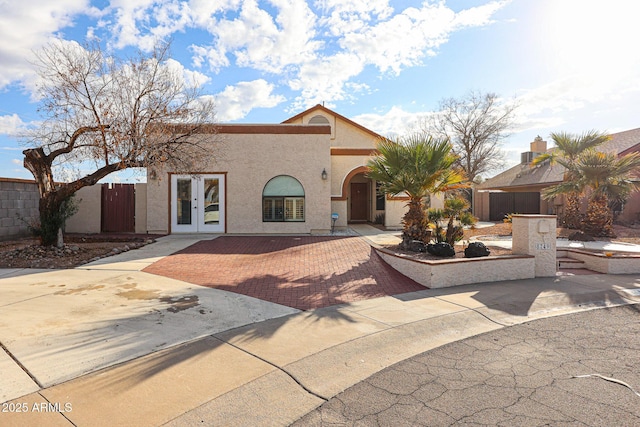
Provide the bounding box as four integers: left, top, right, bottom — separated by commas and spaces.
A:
0, 178, 40, 241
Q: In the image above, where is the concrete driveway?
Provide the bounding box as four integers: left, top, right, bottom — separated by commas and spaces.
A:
0, 235, 299, 401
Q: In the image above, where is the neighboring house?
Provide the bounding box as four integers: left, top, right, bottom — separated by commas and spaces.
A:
144, 104, 428, 235
475, 129, 640, 223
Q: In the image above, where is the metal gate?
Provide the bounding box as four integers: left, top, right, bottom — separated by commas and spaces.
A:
101, 183, 135, 232
489, 192, 540, 221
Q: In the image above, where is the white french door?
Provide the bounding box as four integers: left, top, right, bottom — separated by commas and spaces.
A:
171, 174, 225, 233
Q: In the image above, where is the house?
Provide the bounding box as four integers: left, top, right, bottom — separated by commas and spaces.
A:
141, 104, 426, 235
474, 128, 640, 223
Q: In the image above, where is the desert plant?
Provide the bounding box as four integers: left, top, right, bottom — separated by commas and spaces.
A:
427, 196, 477, 245
367, 134, 467, 249
503, 213, 519, 223
373, 213, 385, 225
576, 150, 640, 236
19, 194, 79, 247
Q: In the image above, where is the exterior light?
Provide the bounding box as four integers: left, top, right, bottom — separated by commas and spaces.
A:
321, 168, 328, 180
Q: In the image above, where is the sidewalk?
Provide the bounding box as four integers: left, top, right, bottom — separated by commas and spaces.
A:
1, 232, 640, 426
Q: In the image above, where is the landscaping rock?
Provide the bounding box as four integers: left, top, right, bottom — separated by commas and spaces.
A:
464, 242, 491, 258
426, 242, 456, 257
407, 240, 427, 252
568, 231, 595, 241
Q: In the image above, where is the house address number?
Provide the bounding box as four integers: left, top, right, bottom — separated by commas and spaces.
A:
535, 243, 551, 250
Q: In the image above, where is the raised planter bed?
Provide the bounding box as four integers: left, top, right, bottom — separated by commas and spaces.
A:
374, 246, 535, 289
558, 248, 640, 274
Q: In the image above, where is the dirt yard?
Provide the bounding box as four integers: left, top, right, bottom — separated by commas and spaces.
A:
0, 234, 161, 269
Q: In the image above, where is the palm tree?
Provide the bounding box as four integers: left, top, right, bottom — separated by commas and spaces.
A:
367, 134, 467, 248
532, 131, 610, 228
575, 150, 640, 236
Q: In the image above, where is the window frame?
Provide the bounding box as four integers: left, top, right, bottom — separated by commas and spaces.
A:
262, 176, 305, 222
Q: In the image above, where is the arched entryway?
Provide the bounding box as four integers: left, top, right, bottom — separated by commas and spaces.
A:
340, 166, 385, 223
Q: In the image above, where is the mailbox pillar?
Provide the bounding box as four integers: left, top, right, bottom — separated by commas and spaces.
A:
512, 214, 557, 277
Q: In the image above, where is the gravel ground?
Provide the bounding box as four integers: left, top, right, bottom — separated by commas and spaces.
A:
0, 234, 160, 269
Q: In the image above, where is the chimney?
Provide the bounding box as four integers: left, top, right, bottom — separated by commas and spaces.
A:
520, 136, 548, 164
530, 135, 547, 153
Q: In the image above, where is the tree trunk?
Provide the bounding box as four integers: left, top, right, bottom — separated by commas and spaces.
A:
564, 193, 582, 229
23, 148, 65, 246
401, 198, 431, 248
583, 194, 614, 237
38, 191, 66, 246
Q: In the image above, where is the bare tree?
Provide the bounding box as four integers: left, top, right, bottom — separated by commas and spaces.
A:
422, 91, 518, 184
22, 40, 217, 246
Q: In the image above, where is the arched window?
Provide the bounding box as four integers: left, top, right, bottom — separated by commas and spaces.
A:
309, 115, 330, 125
263, 176, 305, 222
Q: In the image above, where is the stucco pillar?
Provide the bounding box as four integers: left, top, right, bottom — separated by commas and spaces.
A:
512, 214, 557, 277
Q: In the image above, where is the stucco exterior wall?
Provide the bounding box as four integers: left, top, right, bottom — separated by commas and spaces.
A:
330, 156, 371, 198
135, 183, 147, 234
66, 185, 101, 234
146, 178, 168, 234
286, 108, 378, 148
330, 200, 348, 229
331, 119, 380, 148
384, 199, 406, 229
619, 193, 640, 223
147, 130, 332, 234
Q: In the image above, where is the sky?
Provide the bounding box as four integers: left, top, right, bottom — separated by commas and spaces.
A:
1, 0, 639, 182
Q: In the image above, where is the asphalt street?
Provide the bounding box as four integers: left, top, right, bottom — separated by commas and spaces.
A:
294, 304, 640, 426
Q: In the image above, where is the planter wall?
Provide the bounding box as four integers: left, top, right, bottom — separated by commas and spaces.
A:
559, 249, 640, 274
375, 247, 535, 289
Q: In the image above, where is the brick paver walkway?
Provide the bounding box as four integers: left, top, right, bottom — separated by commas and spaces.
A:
143, 236, 424, 310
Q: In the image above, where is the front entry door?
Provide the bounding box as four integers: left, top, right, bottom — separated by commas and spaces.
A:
350, 182, 368, 221
171, 174, 225, 233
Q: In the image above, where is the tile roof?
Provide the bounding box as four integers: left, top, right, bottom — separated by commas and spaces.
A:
603, 127, 640, 155
478, 127, 640, 190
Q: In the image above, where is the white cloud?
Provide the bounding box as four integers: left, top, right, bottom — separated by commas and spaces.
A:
284, 0, 508, 108
339, 4, 452, 74
334, 1, 508, 75
164, 58, 211, 88
315, 0, 393, 35
106, 0, 193, 51
11, 159, 22, 166
352, 106, 423, 137
0, 114, 27, 136
190, 44, 230, 71
451, 1, 506, 28
188, 0, 242, 28
0, 0, 510, 130
206, 0, 322, 73
0, 0, 90, 88
513, 69, 640, 134
214, 79, 286, 121
288, 52, 364, 111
